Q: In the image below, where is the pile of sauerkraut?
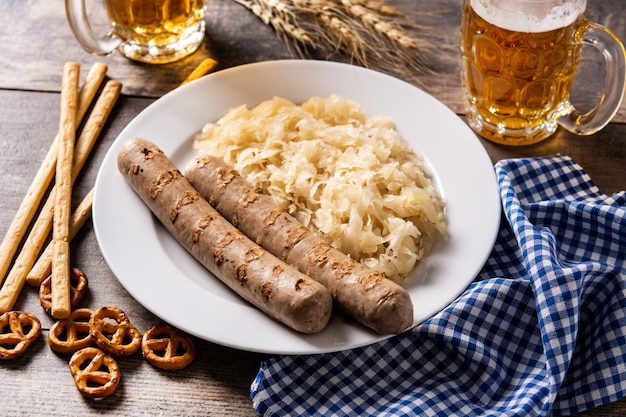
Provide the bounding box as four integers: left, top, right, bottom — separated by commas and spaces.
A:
193, 95, 446, 282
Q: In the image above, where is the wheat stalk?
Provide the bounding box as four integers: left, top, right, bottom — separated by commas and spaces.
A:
233, 0, 314, 56
337, 0, 418, 48
233, 0, 437, 76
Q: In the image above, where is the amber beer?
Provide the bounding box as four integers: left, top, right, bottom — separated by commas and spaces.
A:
460, 0, 588, 145
66, 0, 207, 64
104, 0, 206, 63
460, 0, 626, 146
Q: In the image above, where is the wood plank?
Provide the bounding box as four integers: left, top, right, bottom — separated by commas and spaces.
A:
1, 334, 264, 416
0, 0, 292, 97
1, 84, 624, 415
1, 0, 625, 123
1, 0, 626, 412
0, 89, 264, 415
479, 122, 626, 195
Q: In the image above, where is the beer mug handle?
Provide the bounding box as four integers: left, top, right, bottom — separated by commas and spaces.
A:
559, 22, 626, 135
65, 0, 122, 56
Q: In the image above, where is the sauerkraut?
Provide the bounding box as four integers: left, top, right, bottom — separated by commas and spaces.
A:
193, 95, 446, 282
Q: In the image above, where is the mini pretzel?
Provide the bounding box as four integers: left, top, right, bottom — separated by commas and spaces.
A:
0, 311, 42, 360
89, 306, 141, 356
39, 267, 88, 315
69, 347, 120, 399
48, 308, 94, 354
141, 325, 196, 371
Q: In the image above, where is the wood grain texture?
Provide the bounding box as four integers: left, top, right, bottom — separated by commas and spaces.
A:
0, 0, 625, 415
0, 90, 264, 416
478, 124, 626, 195
1, 0, 625, 122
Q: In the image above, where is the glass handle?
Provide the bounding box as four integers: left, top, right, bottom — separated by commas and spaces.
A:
65, 0, 122, 56
559, 21, 626, 135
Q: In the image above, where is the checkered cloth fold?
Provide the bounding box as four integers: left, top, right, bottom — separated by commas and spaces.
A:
250, 155, 626, 417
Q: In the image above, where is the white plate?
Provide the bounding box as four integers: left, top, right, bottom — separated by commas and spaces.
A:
93, 60, 500, 355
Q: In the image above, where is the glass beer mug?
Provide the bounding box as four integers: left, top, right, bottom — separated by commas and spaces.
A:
460, 0, 626, 145
66, 0, 207, 64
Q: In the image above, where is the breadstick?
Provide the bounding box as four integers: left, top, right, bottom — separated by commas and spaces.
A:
26, 189, 94, 286
0, 79, 121, 314
0, 62, 107, 286
181, 58, 217, 85
51, 61, 81, 319
27, 62, 207, 285
24, 80, 121, 286
0, 192, 91, 314
27, 61, 208, 285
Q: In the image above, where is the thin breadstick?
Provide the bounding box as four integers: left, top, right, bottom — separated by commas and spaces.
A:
0, 62, 107, 286
26, 80, 122, 286
28, 62, 203, 283
28, 62, 207, 287
181, 58, 218, 85
0, 79, 121, 314
71, 81, 123, 178
27, 64, 203, 283
27, 189, 94, 286
0, 190, 93, 314
51, 61, 81, 319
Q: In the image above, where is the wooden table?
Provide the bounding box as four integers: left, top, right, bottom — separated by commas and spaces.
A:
0, 0, 624, 415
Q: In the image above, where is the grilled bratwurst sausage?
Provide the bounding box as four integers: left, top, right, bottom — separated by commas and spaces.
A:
117, 138, 333, 334
185, 155, 414, 334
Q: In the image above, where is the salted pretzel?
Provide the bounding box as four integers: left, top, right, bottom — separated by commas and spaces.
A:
48, 308, 94, 354
39, 267, 89, 315
69, 347, 121, 399
0, 311, 42, 360
89, 306, 141, 356
141, 324, 196, 371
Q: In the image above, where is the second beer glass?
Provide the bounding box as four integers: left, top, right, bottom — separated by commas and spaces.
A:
460, 0, 626, 145
66, 0, 207, 64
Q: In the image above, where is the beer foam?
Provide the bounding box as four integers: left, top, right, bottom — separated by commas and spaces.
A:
470, 0, 586, 32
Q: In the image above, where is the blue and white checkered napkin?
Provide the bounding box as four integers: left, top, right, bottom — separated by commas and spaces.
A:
250, 155, 626, 416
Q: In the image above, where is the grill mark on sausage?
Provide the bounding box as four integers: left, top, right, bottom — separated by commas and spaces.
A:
262, 209, 281, 228
214, 230, 243, 267
271, 264, 285, 277
170, 190, 199, 223
329, 258, 355, 280
235, 264, 248, 285
140, 146, 161, 160
260, 281, 273, 301
238, 186, 259, 208
357, 272, 384, 292
285, 223, 308, 250
215, 166, 237, 190
295, 278, 310, 291
308, 242, 332, 267
191, 213, 218, 244
244, 247, 264, 262
151, 168, 180, 199
129, 163, 141, 175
